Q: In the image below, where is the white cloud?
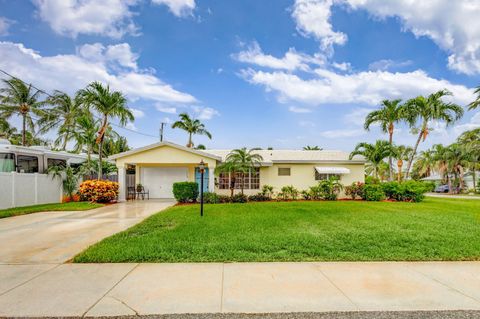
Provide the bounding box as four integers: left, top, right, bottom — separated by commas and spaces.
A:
0, 41, 196, 105
332, 62, 350, 71
292, 0, 347, 53
368, 59, 412, 71
129, 108, 145, 118
0, 17, 13, 36
152, 0, 195, 17
78, 43, 139, 70
156, 104, 177, 114
241, 67, 474, 106
233, 41, 325, 71
192, 106, 219, 120
289, 106, 312, 113
125, 122, 138, 131
344, 107, 373, 126
33, 0, 139, 38
319, 128, 365, 138
453, 112, 480, 135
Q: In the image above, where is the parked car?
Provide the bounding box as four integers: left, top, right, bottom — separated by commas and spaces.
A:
434, 184, 459, 193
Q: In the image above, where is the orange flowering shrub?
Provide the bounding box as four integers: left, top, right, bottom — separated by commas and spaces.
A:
62, 194, 81, 203
79, 180, 119, 203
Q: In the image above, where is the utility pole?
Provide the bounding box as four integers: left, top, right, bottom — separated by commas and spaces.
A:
159, 122, 166, 142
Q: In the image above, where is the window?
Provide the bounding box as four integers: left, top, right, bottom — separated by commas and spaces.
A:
47, 158, 66, 168
0, 153, 15, 172
17, 155, 39, 173
278, 167, 291, 176
218, 168, 260, 190
315, 171, 340, 181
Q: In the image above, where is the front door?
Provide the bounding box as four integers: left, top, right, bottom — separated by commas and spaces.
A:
195, 167, 209, 193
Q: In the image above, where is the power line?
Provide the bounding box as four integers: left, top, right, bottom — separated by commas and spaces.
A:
0, 68, 160, 139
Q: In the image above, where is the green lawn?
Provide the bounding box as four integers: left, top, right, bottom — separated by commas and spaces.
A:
0, 202, 103, 219
74, 198, 480, 263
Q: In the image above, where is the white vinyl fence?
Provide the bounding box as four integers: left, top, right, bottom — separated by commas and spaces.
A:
0, 172, 63, 209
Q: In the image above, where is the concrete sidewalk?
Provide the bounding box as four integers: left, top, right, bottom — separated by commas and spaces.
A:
1, 262, 479, 317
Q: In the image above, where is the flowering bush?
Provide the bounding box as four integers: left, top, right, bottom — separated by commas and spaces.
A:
79, 180, 119, 203
62, 194, 80, 203
345, 182, 365, 200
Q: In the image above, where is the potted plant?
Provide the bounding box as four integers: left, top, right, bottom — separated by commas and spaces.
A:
136, 183, 143, 192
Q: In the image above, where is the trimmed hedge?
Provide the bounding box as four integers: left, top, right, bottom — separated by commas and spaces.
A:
173, 182, 199, 203
362, 184, 385, 201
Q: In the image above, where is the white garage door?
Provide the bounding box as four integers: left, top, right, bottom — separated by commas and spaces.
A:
141, 167, 188, 198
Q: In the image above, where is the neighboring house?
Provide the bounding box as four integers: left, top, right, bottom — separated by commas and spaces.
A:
111, 141, 366, 200
422, 172, 479, 190
0, 138, 95, 209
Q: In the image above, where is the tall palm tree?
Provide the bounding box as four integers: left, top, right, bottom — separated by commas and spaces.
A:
432, 144, 453, 192
364, 99, 404, 180
349, 140, 393, 179
0, 118, 17, 139
445, 143, 468, 193
403, 90, 464, 178
412, 148, 436, 179
78, 82, 134, 179
458, 128, 480, 189
303, 145, 322, 150
469, 86, 480, 110
216, 148, 263, 195
0, 78, 47, 146
392, 145, 413, 182
171, 113, 212, 148
40, 91, 85, 150
73, 114, 99, 166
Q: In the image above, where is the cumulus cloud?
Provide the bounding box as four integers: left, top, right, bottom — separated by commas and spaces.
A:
129, 108, 145, 118
0, 41, 196, 105
155, 104, 177, 114
292, 0, 347, 53
233, 41, 325, 72
0, 17, 13, 36
292, 0, 480, 74
368, 59, 412, 71
78, 43, 139, 70
192, 106, 219, 120
241, 67, 474, 106
453, 112, 480, 135
289, 106, 312, 113
152, 0, 196, 17
33, 0, 139, 38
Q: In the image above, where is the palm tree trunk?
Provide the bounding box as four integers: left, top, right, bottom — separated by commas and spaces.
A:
188, 133, 193, 148
22, 114, 26, 146
98, 138, 103, 180
241, 172, 244, 195
388, 128, 393, 181
447, 175, 452, 194
397, 160, 403, 182
406, 128, 424, 179
230, 174, 236, 197
473, 167, 477, 191
62, 131, 69, 151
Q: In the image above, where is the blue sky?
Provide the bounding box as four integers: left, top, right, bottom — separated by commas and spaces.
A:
0, 0, 479, 151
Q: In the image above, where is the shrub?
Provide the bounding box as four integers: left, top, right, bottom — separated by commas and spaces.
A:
362, 184, 385, 201
79, 180, 119, 203
172, 182, 199, 203
203, 192, 219, 204
301, 190, 312, 200
62, 194, 80, 203
217, 194, 232, 203
248, 193, 271, 202
279, 185, 299, 200
381, 181, 428, 202
260, 184, 274, 199
231, 193, 248, 203
365, 176, 380, 184
422, 181, 436, 192
317, 177, 343, 201
308, 185, 323, 200
345, 182, 364, 200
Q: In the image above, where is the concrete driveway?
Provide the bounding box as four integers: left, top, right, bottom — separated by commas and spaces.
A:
0, 200, 175, 264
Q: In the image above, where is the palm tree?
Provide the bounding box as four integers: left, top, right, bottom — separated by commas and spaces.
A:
349, 140, 393, 179
445, 143, 468, 193
171, 113, 212, 148
303, 145, 322, 150
216, 148, 263, 195
392, 145, 413, 182
403, 90, 464, 178
412, 148, 436, 179
0, 78, 47, 146
102, 134, 130, 156
469, 86, 480, 110
40, 91, 85, 150
364, 99, 404, 180
78, 82, 134, 179
458, 128, 480, 189
73, 114, 99, 165
0, 118, 17, 139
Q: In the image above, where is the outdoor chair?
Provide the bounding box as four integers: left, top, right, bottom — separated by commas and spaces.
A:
127, 186, 136, 200
136, 185, 150, 200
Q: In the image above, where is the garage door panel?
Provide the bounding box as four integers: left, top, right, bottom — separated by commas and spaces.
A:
141, 167, 188, 198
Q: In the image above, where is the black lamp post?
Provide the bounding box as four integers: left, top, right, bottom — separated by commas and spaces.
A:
199, 160, 205, 217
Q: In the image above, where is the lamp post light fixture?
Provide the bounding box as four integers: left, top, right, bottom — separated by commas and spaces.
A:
199, 160, 205, 217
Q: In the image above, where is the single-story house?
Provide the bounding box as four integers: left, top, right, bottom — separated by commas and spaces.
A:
421, 172, 479, 190
111, 141, 365, 200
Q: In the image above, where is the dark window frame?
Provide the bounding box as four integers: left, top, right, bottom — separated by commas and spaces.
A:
17, 155, 39, 173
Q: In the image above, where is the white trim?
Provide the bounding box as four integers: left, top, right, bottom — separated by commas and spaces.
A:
110, 141, 222, 161
315, 167, 351, 174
